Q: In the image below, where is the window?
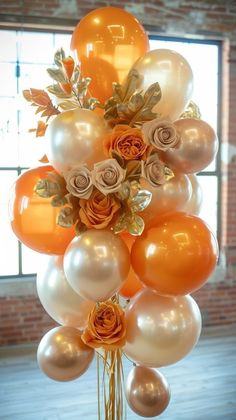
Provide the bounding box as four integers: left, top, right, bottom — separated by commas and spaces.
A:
0, 29, 221, 278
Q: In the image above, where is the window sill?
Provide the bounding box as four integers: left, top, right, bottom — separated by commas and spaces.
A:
0, 276, 37, 297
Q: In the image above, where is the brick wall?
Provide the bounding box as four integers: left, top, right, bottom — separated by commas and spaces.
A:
0, 0, 236, 346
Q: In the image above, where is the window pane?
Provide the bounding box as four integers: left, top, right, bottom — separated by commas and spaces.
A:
54, 33, 71, 52
0, 171, 19, 276
18, 32, 54, 64
0, 63, 17, 96
149, 39, 218, 171
0, 30, 17, 62
21, 245, 44, 275
198, 175, 218, 235
19, 63, 52, 91
0, 98, 19, 167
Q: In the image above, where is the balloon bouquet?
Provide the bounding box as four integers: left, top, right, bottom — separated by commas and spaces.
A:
9, 7, 219, 419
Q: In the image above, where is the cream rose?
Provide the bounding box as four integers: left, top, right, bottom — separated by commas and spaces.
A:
65, 166, 93, 199
92, 159, 126, 195
142, 118, 179, 151
142, 154, 166, 187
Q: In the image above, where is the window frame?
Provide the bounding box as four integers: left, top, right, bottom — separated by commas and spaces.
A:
0, 27, 223, 280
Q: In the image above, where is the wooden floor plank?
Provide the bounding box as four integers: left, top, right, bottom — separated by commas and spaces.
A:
0, 333, 236, 419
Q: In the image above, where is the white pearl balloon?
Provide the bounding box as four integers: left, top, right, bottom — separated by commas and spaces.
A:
37, 256, 94, 328
46, 108, 108, 173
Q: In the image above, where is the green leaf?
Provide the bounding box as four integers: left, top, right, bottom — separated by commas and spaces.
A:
54, 48, 65, 67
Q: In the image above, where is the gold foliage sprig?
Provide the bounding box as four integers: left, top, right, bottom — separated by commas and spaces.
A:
104, 69, 162, 128
47, 48, 100, 111
113, 181, 152, 236
180, 100, 201, 120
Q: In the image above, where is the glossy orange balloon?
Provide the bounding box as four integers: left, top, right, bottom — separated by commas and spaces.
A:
119, 233, 143, 299
71, 7, 149, 103
131, 212, 218, 296
9, 166, 75, 255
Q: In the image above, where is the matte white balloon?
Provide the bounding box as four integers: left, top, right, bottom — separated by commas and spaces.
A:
37, 255, 94, 328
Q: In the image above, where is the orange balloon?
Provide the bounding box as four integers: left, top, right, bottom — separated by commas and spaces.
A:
9, 166, 75, 255
131, 212, 218, 296
71, 7, 149, 103
119, 233, 143, 299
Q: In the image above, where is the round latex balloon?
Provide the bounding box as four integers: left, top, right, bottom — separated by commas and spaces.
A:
64, 230, 130, 302
132, 49, 193, 121
46, 108, 108, 174
9, 166, 75, 255
126, 366, 170, 417
37, 256, 95, 328
119, 233, 143, 299
131, 212, 218, 296
37, 326, 94, 381
160, 118, 219, 173
182, 174, 203, 215
124, 288, 202, 367
70, 7, 149, 103
140, 173, 192, 228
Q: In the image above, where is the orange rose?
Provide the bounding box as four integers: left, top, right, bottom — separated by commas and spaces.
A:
79, 189, 120, 229
82, 302, 126, 350
104, 125, 148, 161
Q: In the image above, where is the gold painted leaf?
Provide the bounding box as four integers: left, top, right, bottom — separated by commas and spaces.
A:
129, 189, 152, 213
47, 68, 67, 84
58, 100, 79, 110
57, 206, 79, 228
47, 84, 71, 98
34, 179, 60, 198
54, 48, 65, 67
51, 195, 68, 207
164, 166, 175, 181
128, 214, 144, 236
180, 100, 201, 120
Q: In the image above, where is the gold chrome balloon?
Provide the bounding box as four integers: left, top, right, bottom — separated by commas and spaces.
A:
132, 49, 193, 121
36, 256, 95, 328
126, 366, 170, 417
64, 230, 130, 302
46, 108, 108, 173
161, 118, 219, 173
37, 326, 94, 381
124, 288, 202, 367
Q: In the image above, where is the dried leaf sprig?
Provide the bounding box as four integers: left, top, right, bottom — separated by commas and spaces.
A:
23, 88, 60, 136
104, 69, 162, 128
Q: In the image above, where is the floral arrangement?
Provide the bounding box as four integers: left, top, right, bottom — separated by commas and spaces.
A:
9, 6, 219, 420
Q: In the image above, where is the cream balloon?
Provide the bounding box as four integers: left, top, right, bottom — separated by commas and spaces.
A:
37, 326, 94, 381
161, 118, 219, 173
36, 256, 94, 328
46, 108, 108, 173
183, 174, 203, 215
126, 366, 170, 417
132, 49, 193, 121
124, 288, 201, 367
141, 172, 192, 228
64, 230, 130, 302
